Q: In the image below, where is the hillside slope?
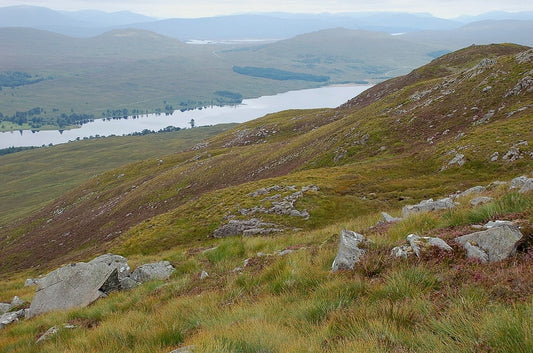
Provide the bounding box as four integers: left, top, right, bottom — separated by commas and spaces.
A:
0, 44, 531, 274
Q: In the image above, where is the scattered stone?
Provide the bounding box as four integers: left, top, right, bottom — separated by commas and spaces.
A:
36, 326, 59, 343
470, 196, 493, 206
381, 212, 402, 223
504, 75, 533, 97
447, 153, 466, 167
490, 152, 499, 161
406, 234, 453, 257
402, 197, 454, 217
390, 245, 412, 259
0, 309, 26, 330
130, 261, 175, 283
331, 230, 369, 271
200, 271, 209, 280
455, 224, 523, 262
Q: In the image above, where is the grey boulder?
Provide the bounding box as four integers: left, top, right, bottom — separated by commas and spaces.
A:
27, 261, 121, 318
331, 229, 369, 271
455, 224, 523, 262
130, 261, 175, 283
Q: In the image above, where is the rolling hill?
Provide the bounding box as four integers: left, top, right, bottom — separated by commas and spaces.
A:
0, 43, 531, 353
1, 43, 530, 273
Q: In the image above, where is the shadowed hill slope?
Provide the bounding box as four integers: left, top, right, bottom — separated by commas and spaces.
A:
0, 44, 531, 274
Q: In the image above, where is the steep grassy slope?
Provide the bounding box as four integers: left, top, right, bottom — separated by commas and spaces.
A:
0, 44, 530, 275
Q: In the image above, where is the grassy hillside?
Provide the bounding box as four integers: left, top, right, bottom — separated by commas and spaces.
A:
0, 28, 440, 131
0, 44, 531, 352
0, 43, 530, 272
0, 124, 235, 225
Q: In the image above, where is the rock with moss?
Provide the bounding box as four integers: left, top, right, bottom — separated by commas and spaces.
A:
455, 224, 523, 262
331, 229, 369, 271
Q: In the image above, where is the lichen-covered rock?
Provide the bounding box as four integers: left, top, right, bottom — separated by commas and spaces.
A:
402, 197, 454, 217
455, 224, 523, 262
406, 234, 453, 257
331, 230, 369, 271
130, 261, 175, 283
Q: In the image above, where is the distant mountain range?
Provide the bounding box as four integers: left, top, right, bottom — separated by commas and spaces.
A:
1, 5, 533, 40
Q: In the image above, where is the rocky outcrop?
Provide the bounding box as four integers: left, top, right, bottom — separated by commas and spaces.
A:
27, 254, 175, 318
402, 197, 454, 217
455, 224, 523, 262
331, 230, 370, 271
391, 234, 453, 258
212, 218, 283, 238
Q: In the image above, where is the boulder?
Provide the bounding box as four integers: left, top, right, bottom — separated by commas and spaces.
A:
402, 197, 454, 217
130, 261, 175, 283
27, 261, 121, 318
455, 224, 523, 262
331, 230, 369, 271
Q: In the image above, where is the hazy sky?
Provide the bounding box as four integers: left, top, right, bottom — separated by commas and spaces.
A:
2, 0, 533, 18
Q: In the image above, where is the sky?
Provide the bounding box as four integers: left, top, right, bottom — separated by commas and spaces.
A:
1, 0, 533, 19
